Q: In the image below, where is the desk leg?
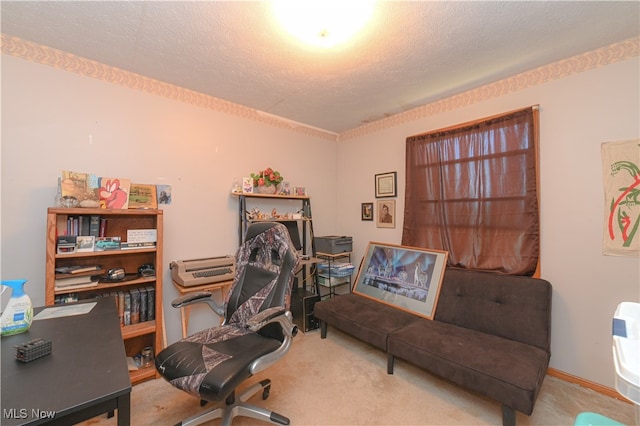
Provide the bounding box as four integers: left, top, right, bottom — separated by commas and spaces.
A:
180, 306, 191, 339
117, 392, 131, 426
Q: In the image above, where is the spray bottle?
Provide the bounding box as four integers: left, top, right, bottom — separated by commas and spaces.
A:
1, 280, 33, 336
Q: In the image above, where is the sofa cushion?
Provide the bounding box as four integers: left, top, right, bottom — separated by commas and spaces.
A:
314, 294, 420, 351
435, 268, 552, 351
387, 319, 549, 415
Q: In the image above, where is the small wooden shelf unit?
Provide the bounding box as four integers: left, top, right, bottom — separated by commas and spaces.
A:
45, 207, 164, 385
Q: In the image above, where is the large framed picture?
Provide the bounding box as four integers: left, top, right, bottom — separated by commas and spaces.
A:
375, 171, 397, 198
353, 242, 448, 320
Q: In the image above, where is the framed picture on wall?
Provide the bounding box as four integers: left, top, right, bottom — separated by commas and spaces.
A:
375, 171, 397, 198
353, 242, 449, 320
376, 199, 395, 228
362, 202, 373, 221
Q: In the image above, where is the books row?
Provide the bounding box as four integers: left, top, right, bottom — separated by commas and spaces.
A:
53, 287, 156, 327
113, 287, 156, 327
56, 235, 157, 254
64, 215, 106, 237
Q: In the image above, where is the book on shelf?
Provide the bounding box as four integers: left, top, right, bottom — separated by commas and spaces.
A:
55, 265, 102, 275
123, 292, 131, 326
112, 289, 154, 327
89, 215, 101, 237
146, 286, 155, 321
140, 290, 148, 322
99, 218, 108, 237
54, 274, 99, 290
130, 288, 141, 324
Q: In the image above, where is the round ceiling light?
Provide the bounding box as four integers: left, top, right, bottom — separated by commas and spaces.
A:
272, 0, 377, 48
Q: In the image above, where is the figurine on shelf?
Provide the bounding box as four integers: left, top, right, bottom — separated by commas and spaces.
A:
246, 208, 260, 220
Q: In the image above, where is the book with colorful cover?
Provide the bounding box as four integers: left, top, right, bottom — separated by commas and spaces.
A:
99, 177, 131, 209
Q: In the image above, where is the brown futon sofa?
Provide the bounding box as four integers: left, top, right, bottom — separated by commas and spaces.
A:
314, 267, 552, 426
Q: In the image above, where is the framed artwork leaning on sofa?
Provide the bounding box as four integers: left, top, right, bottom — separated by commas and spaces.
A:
353, 242, 448, 320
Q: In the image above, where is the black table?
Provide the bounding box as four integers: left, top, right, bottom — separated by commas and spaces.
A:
1, 297, 131, 425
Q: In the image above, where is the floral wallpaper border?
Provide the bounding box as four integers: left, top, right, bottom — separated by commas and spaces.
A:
2, 34, 638, 142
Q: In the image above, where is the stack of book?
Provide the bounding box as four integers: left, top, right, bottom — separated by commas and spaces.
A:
54, 265, 103, 290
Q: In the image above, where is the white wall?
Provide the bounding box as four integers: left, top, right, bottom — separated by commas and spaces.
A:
336, 58, 640, 388
0, 55, 338, 344
2, 50, 639, 389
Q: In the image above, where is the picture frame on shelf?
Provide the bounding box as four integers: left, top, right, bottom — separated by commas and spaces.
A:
362, 202, 373, 221
375, 171, 397, 198
242, 177, 254, 194
128, 184, 158, 209
293, 186, 306, 196
353, 242, 448, 320
76, 236, 95, 252
376, 199, 395, 228
279, 181, 291, 196
98, 177, 131, 209
157, 185, 172, 205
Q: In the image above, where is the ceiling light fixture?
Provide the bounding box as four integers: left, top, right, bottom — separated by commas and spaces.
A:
272, 0, 377, 48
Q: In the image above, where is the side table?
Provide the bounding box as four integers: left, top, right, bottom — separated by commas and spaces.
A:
172, 280, 233, 338
316, 252, 354, 298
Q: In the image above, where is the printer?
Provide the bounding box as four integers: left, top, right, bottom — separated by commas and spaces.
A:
314, 236, 353, 254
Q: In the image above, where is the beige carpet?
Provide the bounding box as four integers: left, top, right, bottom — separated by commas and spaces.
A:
81, 328, 637, 425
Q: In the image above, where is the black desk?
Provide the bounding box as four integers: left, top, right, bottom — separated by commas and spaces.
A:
1, 298, 131, 425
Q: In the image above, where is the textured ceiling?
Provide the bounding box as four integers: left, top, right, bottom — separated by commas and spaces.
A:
2, 1, 639, 134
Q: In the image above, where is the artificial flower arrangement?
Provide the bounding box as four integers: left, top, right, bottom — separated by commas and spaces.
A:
251, 167, 284, 188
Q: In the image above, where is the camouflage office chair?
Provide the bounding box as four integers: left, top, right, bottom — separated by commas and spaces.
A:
156, 222, 300, 425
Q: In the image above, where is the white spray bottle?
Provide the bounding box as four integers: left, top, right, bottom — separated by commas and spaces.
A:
1, 279, 33, 336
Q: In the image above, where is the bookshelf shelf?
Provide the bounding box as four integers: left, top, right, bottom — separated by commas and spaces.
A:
45, 207, 164, 385
55, 247, 157, 259
121, 320, 157, 339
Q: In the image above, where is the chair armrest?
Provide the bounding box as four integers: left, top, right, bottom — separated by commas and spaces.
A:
249, 311, 298, 374
171, 291, 225, 317
246, 307, 286, 332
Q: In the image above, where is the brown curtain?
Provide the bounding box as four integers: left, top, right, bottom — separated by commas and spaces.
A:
402, 107, 539, 276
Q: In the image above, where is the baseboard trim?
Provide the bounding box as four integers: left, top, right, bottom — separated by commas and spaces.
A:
547, 368, 631, 403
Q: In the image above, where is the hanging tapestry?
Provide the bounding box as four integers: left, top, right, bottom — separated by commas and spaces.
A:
602, 139, 640, 256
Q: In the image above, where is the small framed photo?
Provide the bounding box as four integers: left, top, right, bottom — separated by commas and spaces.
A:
375, 171, 397, 198
361, 202, 373, 221
293, 187, 306, 196
376, 200, 395, 228
76, 236, 95, 252
279, 181, 291, 196
242, 177, 254, 193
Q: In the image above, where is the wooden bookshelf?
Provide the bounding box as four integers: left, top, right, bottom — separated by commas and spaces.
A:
45, 207, 164, 385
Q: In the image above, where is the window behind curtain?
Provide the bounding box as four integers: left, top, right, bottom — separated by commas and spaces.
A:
402, 107, 539, 276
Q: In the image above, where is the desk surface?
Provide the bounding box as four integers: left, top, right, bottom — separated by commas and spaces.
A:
1, 298, 131, 425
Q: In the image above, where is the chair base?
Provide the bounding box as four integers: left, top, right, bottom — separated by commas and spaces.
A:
178, 379, 290, 426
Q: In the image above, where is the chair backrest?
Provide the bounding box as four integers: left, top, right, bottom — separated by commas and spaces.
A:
224, 222, 299, 328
